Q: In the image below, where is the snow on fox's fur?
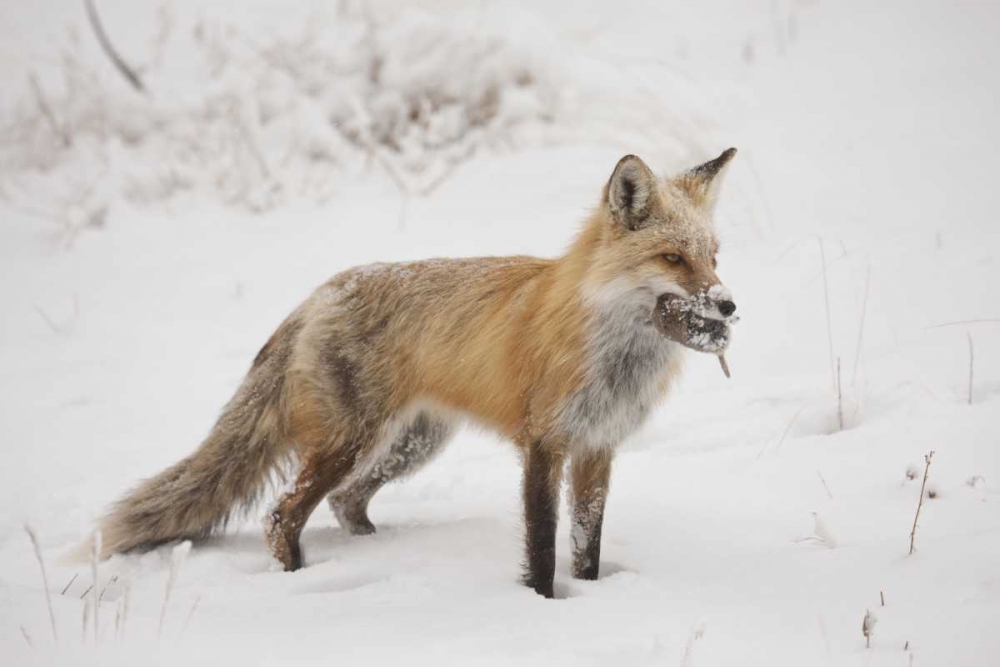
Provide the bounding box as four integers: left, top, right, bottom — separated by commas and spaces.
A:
97, 150, 738, 598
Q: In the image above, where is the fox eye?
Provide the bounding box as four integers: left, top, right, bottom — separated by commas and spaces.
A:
663, 253, 683, 264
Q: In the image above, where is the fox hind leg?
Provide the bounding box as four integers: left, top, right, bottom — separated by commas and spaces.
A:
327, 412, 454, 535
266, 440, 370, 571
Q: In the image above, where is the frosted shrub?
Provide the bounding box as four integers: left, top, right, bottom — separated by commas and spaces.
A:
0, 5, 565, 214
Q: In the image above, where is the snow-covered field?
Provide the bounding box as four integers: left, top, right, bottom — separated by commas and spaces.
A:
2, 1, 998, 665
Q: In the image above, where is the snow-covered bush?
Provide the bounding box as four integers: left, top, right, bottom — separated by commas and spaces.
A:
0, 5, 567, 215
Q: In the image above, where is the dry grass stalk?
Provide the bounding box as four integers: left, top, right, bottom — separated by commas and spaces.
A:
99, 574, 119, 603
179, 594, 202, 640
836, 357, 844, 431
158, 541, 192, 638
60, 573, 78, 596
90, 531, 101, 643
817, 471, 834, 500
851, 265, 871, 385
967, 332, 974, 405
909, 451, 935, 555
758, 405, 807, 459
83, 0, 147, 94
81, 597, 90, 643
862, 609, 877, 648
24, 525, 58, 642
115, 580, 132, 641
819, 238, 835, 391
28, 72, 71, 147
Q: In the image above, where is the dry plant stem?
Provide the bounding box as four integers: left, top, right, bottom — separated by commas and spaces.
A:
116, 581, 132, 641
99, 574, 118, 603
24, 525, 58, 642
84, 0, 147, 94
90, 531, 101, 644
967, 332, 974, 406
862, 610, 876, 649
20, 625, 34, 649
60, 573, 78, 596
909, 451, 935, 555
759, 405, 807, 458
819, 238, 836, 391
924, 318, 1000, 329
159, 541, 191, 638
836, 357, 844, 431
851, 265, 871, 385
179, 594, 202, 640
28, 72, 71, 147
81, 597, 90, 643
817, 471, 834, 500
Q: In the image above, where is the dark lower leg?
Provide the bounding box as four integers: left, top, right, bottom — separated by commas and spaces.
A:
570, 450, 613, 580
266, 448, 360, 571
522, 440, 565, 598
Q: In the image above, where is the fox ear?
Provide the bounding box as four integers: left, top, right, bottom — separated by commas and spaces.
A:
606, 154, 658, 231
677, 147, 737, 210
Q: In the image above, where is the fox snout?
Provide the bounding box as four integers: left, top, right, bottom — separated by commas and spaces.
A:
653, 288, 737, 355
702, 283, 736, 320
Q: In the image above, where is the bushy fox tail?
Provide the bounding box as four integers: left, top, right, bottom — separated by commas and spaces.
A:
96, 322, 300, 559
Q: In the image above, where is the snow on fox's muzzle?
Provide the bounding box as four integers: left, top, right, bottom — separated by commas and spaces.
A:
653, 292, 739, 376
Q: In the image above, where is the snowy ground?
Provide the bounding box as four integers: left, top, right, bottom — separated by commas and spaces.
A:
2, 1, 999, 665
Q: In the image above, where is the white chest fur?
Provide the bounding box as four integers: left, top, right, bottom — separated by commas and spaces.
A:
557, 305, 682, 449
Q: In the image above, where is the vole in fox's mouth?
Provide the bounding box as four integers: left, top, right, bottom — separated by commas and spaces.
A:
652, 293, 738, 377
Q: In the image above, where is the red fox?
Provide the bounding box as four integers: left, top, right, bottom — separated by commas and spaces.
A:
97, 149, 738, 598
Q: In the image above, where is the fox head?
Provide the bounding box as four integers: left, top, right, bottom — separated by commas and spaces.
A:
583, 149, 737, 346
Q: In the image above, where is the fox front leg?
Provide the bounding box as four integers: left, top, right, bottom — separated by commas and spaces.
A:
569, 450, 613, 580
522, 439, 566, 598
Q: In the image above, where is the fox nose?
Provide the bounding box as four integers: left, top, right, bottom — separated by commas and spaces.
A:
718, 300, 736, 317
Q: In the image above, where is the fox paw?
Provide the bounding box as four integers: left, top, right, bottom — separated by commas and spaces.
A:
330, 501, 377, 536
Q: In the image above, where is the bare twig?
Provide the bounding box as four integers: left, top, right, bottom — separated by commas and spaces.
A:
159, 541, 192, 638
819, 238, 835, 391
25, 525, 58, 642
83, 0, 147, 94
759, 405, 807, 458
60, 573, 79, 596
28, 72, 71, 147
862, 609, 877, 648
20, 625, 34, 649
817, 471, 834, 500
836, 358, 844, 431
178, 594, 202, 640
34, 306, 65, 335
230, 104, 271, 179
680, 622, 705, 667
99, 574, 119, 603
81, 597, 90, 643
924, 318, 1000, 329
909, 451, 935, 555
851, 265, 871, 386
90, 531, 101, 643
967, 332, 974, 406
115, 580, 132, 641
